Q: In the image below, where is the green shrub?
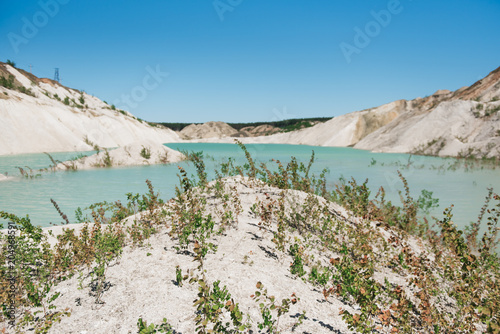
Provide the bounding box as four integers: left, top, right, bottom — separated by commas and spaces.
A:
137, 317, 175, 333
140, 146, 151, 160
0, 74, 15, 89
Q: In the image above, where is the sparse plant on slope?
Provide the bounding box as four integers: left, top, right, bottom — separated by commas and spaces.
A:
288, 243, 306, 277
331, 177, 371, 217
90, 148, 114, 168
76, 204, 125, 304
101, 148, 113, 167
251, 281, 299, 333
169, 159, 240, 253
234, 139, 257, 178
140, 146, 151, 160
333, 248, 383, 333
0, 74, 15, 89
186, 151, 208, 188
0, 211, 71, 333
137, 317, 175, 333
125, 180, 166, 246
158, 150, 169, 164
50, 199, 70, 225
191, 276, 249, 334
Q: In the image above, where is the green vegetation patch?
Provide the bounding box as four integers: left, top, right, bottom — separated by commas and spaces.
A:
159, 117, 332, 132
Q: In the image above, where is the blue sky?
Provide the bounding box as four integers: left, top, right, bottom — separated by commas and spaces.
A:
1, 0, 499, 123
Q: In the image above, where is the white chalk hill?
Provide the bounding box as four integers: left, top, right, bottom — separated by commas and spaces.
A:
0, 62, 180, 156
208, 67, 500, 158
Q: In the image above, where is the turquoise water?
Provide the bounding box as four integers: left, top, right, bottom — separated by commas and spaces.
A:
0, 143, 499, 231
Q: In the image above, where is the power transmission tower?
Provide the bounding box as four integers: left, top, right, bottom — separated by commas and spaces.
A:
29, 64, 33, 73
54, 68, 60, 82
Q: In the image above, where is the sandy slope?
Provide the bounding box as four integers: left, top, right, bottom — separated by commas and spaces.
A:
0, 64, 180, 155
179, 121, 239, 139
178, 122, 282, 139
355, 100, 500, 157
7, 176, 429, 334
239, 100, 405, 147
236, 124, 282, 137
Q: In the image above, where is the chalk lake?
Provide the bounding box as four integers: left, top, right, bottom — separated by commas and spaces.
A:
0, 143, 499, 232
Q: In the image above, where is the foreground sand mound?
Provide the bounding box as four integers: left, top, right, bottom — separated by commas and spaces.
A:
56, 140, 185, 170
2, 175, 491, 333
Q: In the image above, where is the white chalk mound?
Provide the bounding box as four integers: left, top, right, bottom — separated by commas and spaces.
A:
56, 140, 185, 170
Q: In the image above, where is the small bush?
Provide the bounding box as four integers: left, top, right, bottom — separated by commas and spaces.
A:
0, 74, 15, 89
102, 149, 113, 167
140, 146, 151, 160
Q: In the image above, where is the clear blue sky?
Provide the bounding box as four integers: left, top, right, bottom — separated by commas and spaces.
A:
1, 0, 499, 123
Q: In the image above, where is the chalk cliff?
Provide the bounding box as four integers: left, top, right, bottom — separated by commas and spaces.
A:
0, 62, 180, 155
